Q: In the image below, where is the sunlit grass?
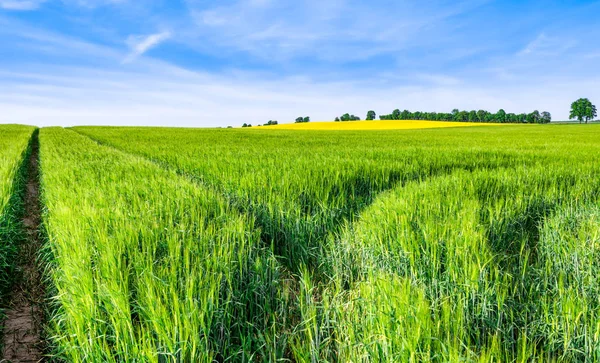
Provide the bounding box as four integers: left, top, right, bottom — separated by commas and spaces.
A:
0, 125, 35, 331
53, 124, 600, 361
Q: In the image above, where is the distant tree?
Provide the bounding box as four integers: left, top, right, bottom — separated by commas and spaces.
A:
365, 107, 552, 124
242, 123, 248, 128
452, 109, 459, 119
468, 111, 477, 122
570, 98, 597, 124
541, 111, 552, 124
295, 117, 304, 123
265, 120, 278, 125
526, 110, 540, 124
495, 109, 506, 123
227, 126, 233, 128
456, 111, 468, 122
335, 117, 340, 122
517, 113, 527, 123
476, 110, 489, 123
303, 116, 310, 123
340, 113, 351, 121
366, 110, 376, 120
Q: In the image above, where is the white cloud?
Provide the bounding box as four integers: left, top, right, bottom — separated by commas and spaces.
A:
123, 31, 172, 64
1, 0, 599, 127
1, 58, 595, 127
0, 0, 46, 10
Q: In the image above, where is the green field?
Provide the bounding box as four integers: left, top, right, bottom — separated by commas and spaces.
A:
2, 124, 600, 361
0, 125, 35, 313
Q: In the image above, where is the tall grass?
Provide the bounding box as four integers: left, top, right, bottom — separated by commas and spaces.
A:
60, 124, 600, 361
310, 166, 600, 361
0, 125, 36, 320
39, 128, 296, 361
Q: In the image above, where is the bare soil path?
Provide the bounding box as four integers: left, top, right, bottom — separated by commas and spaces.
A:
1, 132, 44, 363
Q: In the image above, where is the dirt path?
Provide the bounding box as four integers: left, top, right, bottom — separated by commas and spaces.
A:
1, 132, 44, 363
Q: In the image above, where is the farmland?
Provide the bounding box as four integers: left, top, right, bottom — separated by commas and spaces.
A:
1, 123, 600, 361
0, 125, 35, 312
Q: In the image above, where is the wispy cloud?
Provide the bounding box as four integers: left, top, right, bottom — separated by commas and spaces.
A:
2, 56, 596, 127
1, 0, 600, 126
183, 0, 489, 63
519, 33, 576, 56
0, 0, 46, 10
123, 31, 172, 64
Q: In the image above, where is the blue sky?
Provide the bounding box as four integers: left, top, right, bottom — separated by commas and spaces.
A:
1, 0, 599, 126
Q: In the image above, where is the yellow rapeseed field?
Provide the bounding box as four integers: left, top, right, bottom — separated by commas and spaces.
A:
254, 120, 503, 130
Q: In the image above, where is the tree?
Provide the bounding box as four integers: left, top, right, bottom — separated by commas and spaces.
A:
303, 116, 310, 123
526, 110, 540, 124
335, 117, 340, 122
366, 110, 376, 120
495, 109, 506, 123
570, 98, 597, 124
340, 113, 351, 121
468, 110, 477, 122
541, 111, 552, 124
456, 111, 468, 122
476, 110, 488, 122
392, 109, 401, 120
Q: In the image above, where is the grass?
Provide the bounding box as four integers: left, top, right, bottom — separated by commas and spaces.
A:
39, 128, 293, 361
0, 125, 36, 338
254, 119, 503, 130
31, 124, 600, 361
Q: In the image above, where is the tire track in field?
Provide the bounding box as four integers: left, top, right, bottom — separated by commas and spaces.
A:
1, 131, 44, 363
70, 129, 516, 274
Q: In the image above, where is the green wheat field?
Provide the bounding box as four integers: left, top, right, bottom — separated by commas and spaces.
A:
1, 123, 600, 362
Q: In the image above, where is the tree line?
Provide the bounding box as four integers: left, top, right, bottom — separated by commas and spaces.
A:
335, 113, 361, 122
241, 98, 598, 127
378, 109, 552, 124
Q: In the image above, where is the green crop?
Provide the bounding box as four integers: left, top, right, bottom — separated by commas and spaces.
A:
0, 125, 35, 337
39, 128, 291, 361
31, 124, 600, 361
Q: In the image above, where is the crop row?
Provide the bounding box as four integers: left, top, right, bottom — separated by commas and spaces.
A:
0, 125, 35, 324
68, 125, 600, 361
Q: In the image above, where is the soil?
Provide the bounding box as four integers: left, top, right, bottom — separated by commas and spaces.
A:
1, 133, 44, 363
